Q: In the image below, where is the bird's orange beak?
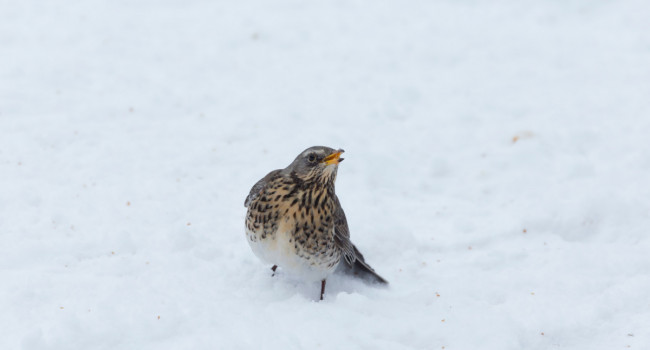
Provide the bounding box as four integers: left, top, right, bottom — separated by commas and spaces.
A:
322, 149, 344, 165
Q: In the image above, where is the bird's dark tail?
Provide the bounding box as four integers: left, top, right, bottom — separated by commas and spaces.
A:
336, 245, 388, 285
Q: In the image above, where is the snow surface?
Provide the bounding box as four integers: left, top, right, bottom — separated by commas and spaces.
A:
2, 1, 650, 349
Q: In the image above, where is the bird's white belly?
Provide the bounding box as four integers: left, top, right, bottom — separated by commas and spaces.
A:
246, 227, 338, 281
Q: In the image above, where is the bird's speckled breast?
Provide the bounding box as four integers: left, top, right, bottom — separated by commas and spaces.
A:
245, 175, 341, 280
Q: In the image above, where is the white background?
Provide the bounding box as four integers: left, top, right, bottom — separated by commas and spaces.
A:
1, 1, 649, 349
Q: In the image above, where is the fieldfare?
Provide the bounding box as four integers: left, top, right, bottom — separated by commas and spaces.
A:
244, 146, 388, 300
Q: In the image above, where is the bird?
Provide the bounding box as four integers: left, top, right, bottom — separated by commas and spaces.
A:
244, 146, 388, 300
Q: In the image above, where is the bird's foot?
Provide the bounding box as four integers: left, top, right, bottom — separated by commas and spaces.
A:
320, 279, 326, 301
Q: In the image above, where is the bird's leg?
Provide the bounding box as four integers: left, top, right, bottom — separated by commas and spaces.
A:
271, 265, 278, 277
320, 279, 326, 301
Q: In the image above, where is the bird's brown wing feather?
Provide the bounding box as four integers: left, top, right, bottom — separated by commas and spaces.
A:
244, 169, 282, 207
333, 195, 357, 265
333, 195, 389, 284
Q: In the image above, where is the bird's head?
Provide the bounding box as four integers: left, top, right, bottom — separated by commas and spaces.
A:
286, 146, 344, 185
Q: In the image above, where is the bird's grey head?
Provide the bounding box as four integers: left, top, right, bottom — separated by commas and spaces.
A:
285, 146, 345, 185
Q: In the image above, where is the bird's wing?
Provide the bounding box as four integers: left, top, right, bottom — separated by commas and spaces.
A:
333, 195, 357, 265
244, 169, 282, 207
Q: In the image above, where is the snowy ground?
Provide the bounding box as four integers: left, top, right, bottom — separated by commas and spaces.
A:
2, 1, 650, 349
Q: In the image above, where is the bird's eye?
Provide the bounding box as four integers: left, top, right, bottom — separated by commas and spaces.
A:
307, 154, 317, 163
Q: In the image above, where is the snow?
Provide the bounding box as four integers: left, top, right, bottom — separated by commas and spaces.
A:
1, 0, 649, 349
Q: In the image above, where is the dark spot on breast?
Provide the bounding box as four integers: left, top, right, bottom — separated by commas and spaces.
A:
314, 192, 322, 208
